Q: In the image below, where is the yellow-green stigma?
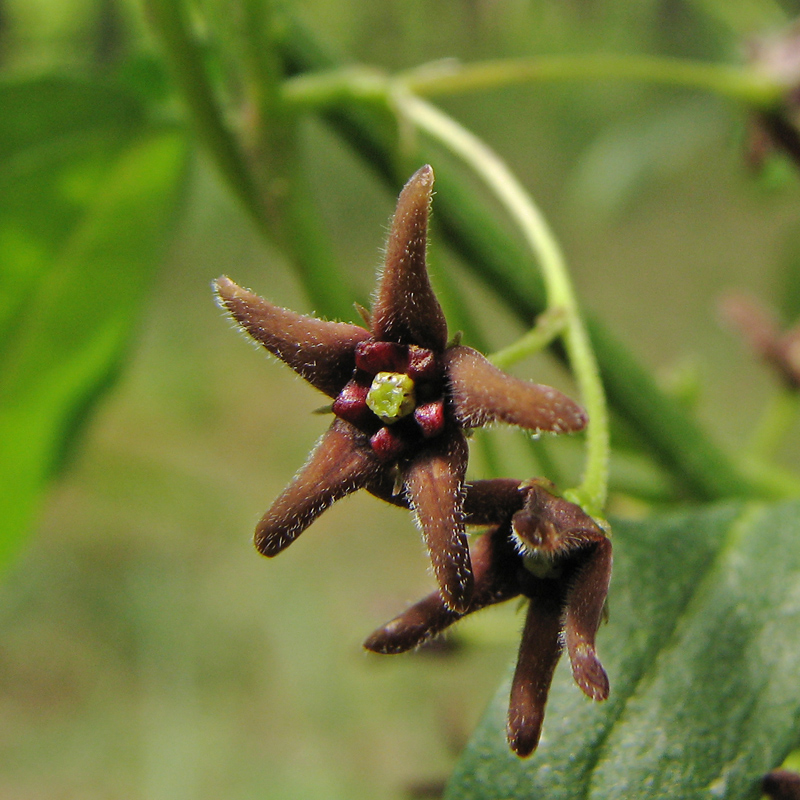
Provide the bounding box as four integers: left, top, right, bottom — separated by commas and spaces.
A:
366, 371, 416, 424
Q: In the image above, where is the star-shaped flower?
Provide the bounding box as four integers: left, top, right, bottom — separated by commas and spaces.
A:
214, 165, 587, 613
365, 479, 611, 757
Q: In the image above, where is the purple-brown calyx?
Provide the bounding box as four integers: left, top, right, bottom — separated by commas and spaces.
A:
214, 165, 587, 614
365, 479, 612, 758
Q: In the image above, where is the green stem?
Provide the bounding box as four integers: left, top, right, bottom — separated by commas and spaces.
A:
489, 307, 568, 370
395, 91, 609, 516
144, 0, 263, 223
400, 54, 783, 108
748, 387, 800, 461
148, 0, 353, 321
282, 56, 784, 113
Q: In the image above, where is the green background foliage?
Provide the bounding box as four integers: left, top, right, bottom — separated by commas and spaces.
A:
3, 1, 800, 798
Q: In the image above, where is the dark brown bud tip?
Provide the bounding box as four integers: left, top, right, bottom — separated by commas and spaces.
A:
363, 617, 431, 655
362, 587, 460, 655
507, 709, 545, 758
763, 770, 800, 800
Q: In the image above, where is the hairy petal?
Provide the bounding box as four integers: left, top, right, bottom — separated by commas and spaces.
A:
403, 429, 472, 613
364, 524, 521, 654
371, 165, 448, 350
445, 345, 587, 434
463, 479, 527, 525
563, 537, 612, 701
214, 276, 369, 398
507, 588, 564, 757
255, 419, 381, 556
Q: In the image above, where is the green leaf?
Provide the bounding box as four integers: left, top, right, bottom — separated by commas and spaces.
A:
0, 130, 188, 567
0, 76, 148, 342
446, 501, 800, 800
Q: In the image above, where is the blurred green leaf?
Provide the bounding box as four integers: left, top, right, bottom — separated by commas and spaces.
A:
0, 76, 188, 566
446, 500, 800, 800
566, 98, 725, 225
0, 76, 149, 340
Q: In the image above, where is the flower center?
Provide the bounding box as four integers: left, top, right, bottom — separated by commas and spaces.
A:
366, 372, 416, 424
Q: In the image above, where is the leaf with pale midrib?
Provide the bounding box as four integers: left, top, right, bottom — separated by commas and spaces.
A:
446, 501, 800, 800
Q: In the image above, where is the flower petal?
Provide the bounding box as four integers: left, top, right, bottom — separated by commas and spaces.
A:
563, 536, 612, 701
506, 588, 564, 757
463, 479, 526, 525
255, 418, 381, 556
363, 523, 521, 654
370, 165, 448, 351
403, 429, 472, 613
445, 345, 587, 433
214, 276, 369, 398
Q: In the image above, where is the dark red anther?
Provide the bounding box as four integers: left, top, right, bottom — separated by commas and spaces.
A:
414, 400, 446, 439
406, 345, 438, 382
355, 340, 408, 374
332, 379, 373, 427
370, 426, 408, 461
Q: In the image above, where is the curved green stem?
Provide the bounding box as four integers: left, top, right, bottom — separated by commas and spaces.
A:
282, 55, 784, 113
401, 54, 784, 108
394, 90, 609, 516
489, 307, 568, 370
145, 0, 263, 222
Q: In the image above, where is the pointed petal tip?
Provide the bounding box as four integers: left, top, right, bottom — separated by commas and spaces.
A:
362, 633, 390, 655
371, 165, 447, 349
410, 163, 434, 188
507, 715, 543, 758
363, 629, 409, 655
572, 647, 610, 701
212, 275, 238, 308
254, 513, 296, 558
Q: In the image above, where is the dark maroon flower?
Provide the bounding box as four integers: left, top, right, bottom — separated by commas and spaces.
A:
214, 166, 587, 613
365, 479, 611, 757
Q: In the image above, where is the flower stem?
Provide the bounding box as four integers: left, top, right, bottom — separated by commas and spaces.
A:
144, 0, 263, 223
395, 91, 609, 516
400, 54, 783, 108
282, 56, 784, 114
489, 307, 568, 371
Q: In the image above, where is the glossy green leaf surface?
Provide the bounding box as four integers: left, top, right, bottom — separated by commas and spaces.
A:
0, 77, 188, 566
446, 501, 800, 800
